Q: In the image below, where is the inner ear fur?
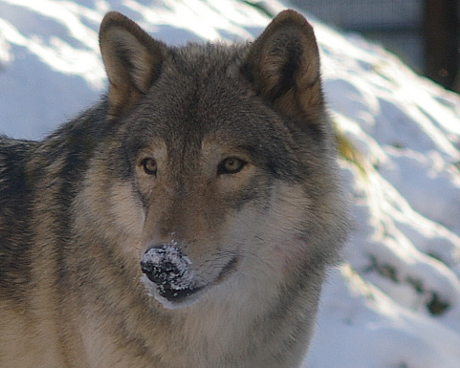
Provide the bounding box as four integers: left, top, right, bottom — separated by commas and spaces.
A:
242, 10, 323, 124
99, 12, 168, 120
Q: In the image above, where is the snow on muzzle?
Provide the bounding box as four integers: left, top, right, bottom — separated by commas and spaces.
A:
140, 243, 202, 308
141, 242, 240, 309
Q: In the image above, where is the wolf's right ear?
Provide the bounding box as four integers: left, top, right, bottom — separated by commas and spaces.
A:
99, 12, 168, 120
241, 10, 323, 127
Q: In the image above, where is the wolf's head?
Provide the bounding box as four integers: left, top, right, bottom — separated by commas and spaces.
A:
75, 10, 348, 309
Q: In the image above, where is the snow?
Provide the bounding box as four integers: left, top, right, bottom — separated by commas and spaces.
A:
141, 242, 195, 291
1, 0, 460, 367
141, 242, 199, 309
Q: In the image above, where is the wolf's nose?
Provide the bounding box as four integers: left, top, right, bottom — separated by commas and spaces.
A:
140, 244, 192, 286
141, 248, 181, 285
140, 244, 199, 302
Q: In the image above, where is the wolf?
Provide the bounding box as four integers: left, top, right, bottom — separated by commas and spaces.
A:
0, 9, 348, 368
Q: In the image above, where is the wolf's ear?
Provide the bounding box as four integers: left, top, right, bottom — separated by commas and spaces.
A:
99, 12, 168, 120
242, 10, 323, 124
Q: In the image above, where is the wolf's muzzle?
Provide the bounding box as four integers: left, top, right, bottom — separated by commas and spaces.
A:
140, 244, 200, 302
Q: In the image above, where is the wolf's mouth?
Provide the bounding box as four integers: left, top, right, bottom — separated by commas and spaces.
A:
153, 282, 203, 303
141, 245, 238, 307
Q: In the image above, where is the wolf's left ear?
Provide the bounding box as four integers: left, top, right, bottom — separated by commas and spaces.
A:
99, 12, 168, 120
242, 10, 323, 125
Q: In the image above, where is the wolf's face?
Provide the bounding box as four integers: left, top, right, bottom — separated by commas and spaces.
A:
75, 11, 344, 309
107, 75, 316, 308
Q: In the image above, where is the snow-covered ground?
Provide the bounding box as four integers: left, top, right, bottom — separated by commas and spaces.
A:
1, 0, 460, 367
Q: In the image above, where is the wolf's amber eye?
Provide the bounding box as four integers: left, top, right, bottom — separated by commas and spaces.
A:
142, 158, 157, 175
218, 157, 246, 175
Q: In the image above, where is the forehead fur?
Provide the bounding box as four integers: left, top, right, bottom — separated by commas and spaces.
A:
128, 42, 296, 141
170, 42, 248, 77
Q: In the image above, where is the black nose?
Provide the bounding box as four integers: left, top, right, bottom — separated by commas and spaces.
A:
140, 244, 199, 302
141, 254, 181, 285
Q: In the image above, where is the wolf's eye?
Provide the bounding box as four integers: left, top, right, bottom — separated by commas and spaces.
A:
142, 158, 157, 175
218, 157, 246, 175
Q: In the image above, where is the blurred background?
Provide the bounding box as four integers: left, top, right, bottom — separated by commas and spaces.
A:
288, 0, 460, 93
